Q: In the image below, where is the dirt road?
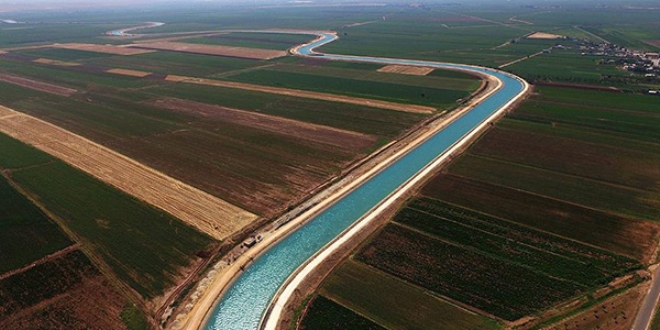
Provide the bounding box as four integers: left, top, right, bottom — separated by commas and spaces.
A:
632, 267, 660, 330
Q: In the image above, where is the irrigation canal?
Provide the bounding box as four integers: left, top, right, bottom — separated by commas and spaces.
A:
204, 31, 527, 330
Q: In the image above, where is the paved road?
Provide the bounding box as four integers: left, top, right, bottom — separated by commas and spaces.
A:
633, 267, 660, 330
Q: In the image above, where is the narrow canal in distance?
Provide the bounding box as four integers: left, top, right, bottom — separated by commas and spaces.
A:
205, 32, 526, 330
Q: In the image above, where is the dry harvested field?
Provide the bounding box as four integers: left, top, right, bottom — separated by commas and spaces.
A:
52, 43, 155, 56
377, 65, 435, 76
0, 74, 77, 97
0, 105, 256, 240
165, 75, 435, 113
106, 68, 152, 77
150, 98, 376, 149
130, 41, 286, 60
33, 58, 81, 67
527, 32, 564, 39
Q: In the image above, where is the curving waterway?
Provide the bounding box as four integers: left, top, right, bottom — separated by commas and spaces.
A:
204, 31, 526, 330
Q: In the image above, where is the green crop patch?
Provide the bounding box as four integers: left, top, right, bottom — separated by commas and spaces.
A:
180, 32, 312, 50
0, 132, 54, 169
319, 260, 501, 330
299, 295, 385, 330
0, 250, 98, 319
421, 174, 659, 262
82, 51, 266, 77
222, 67, 469, 107
15, 48, 112, 61
357, 224, 583, 321
0, 60, 151, 89
450, 155, 660, 221
400, 198, 639, 283
147, 83, 426, 137
533, 86, 660, 114
0, 174, 71, 274
469, 126, 660, 192
11, 161, 213, 298
236, 63, 480, 92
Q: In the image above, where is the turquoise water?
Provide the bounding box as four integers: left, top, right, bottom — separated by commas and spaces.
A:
205, 32, 525, 330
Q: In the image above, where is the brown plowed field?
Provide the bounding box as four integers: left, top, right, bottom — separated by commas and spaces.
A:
0, 105, 257, 240
0, 74, 77, 97
377, 65, 435, 76
0, 250, 128, 330
130, 41, 286, 60
165, 75, 435, 114
52, 43, 155, 55
106, 68, 152, 77
150, 98, 377, 149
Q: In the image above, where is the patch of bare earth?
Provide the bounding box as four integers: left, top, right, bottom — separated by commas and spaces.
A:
541, 282, 648, 330
377, 65, 435, 76
106, 68, 152, 77
0, 74, 77, 97
149, 98, 377, 149
129, 41, 286, 60
527, 32, 564, 39
33, 58, 81, 67
52, 43, 155, 56
0, 105, 257, 240
0, 250, 128, 330
165, 75, 435, 114
645, 40, 660, 47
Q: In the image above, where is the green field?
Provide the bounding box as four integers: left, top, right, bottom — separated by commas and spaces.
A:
222, 69, 469, 107
15, 48, 113, 61
11, 161, 213, 298
401, 198, 638, 280
357, 224, 583, 321
0, 250, 97, 319
84, 51, 269, 77
450, 155, 660, 221
180, 32, 312, 50
219, 62, 480, 91
319, 260, 502, 330
145, 83, 426, 137
422, 174, 658, 262
299, 295, 385, 330
0, 132, 213, 298
0, 173, 72, 274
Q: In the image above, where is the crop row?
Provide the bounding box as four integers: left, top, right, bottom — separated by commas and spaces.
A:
400, 199, 639, 284
357, 224, 582, 321
0, 250, 94, 319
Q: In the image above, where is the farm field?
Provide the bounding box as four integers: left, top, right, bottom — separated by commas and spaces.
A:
0, 172, 72, 274
0, 51, 444, 217
449, 155, 660, 221
299, 296, 385, 330
128, 41, 286, 60
0, 130, 214, 299
422, 174, 658, 262
0, 250, 131, 330
179, 32, 312, 50
318, 260, 502, 330
357, 224, 584, 321
219, 66, 475, 108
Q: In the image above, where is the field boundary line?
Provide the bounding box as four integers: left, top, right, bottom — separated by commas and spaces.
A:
164, 75, 436, 114
0, 105, 257, 240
